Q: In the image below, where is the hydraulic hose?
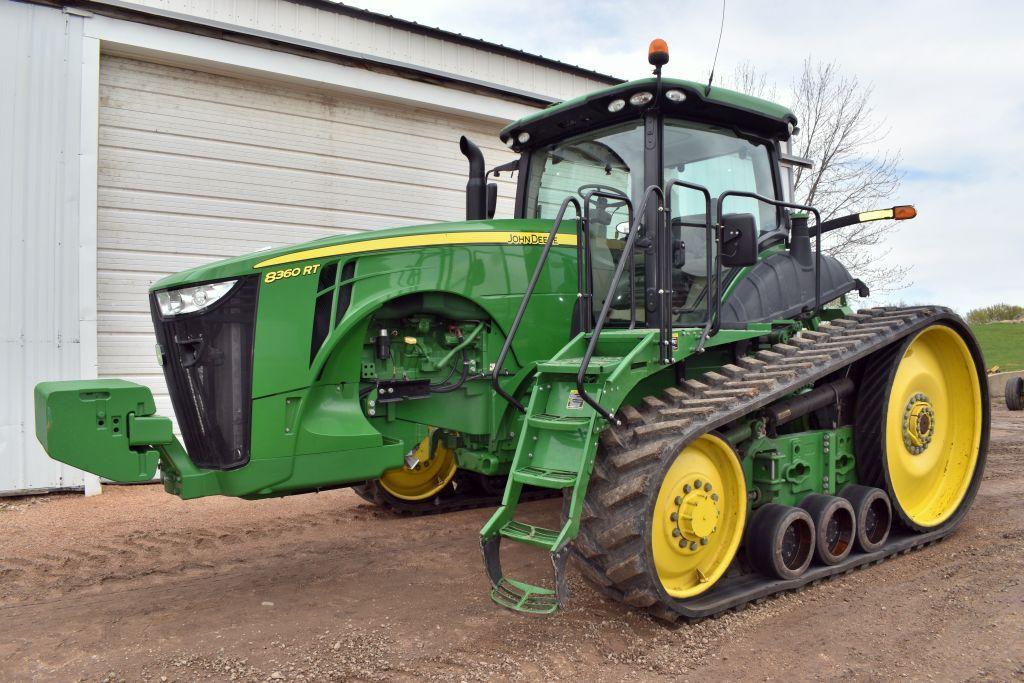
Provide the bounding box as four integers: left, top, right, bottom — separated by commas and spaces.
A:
430, 350, 470, 393
433, 321, 484, 371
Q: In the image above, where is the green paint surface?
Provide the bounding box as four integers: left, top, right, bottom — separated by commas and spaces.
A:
502, 77, 795, 139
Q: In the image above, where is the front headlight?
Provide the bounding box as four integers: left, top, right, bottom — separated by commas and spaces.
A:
155, 280, 237, 317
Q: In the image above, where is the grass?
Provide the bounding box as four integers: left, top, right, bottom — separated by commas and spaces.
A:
970, 323, 1024, 372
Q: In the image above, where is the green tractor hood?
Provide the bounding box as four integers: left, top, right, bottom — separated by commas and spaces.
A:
151, 218, 572, 291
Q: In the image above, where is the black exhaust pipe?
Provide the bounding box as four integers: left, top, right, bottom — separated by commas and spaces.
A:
460, 136, 487, 220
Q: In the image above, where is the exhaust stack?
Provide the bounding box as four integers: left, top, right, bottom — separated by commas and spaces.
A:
460, 136, 487, 220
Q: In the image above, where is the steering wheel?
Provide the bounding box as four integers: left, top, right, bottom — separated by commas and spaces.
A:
577, 184, 630, 210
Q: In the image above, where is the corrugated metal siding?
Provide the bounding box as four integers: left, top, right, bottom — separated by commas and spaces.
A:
0, 2, 88, 493
97, 55, 518, 424
103, 0, 611, 101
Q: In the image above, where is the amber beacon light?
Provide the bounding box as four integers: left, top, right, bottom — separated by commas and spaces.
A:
648, 38, 669, 66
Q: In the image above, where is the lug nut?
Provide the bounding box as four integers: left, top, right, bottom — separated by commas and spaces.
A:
711, 493, 719, 502
674, 496, 683, 505
689, 542, 698, 551
679, 539, 687, 548
683, 484, 692, 494
694, 479, 702, 488
700, 537, 708, 545
704, 483, 712, 492
670, 512, 678, 522
672, 528, 681, 537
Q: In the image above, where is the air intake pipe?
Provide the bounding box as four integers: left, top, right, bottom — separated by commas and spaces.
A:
789, 213, 813, 267
460, 136, 487, 220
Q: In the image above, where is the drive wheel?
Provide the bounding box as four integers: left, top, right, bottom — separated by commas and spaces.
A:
856, 323, 988, 531
378, 434, 458, 501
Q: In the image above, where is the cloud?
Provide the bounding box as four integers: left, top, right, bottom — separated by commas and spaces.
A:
348, 0, 1024, 312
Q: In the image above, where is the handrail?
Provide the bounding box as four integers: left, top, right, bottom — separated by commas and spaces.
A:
491, 196, 582, 413
709, 191, 822, 347
663, 179, 714, 359
576, 185, 665, 425
580, 188, 634, 335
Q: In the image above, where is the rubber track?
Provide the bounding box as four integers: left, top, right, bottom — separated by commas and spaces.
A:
574, 306, 987, 623
853, 341, 905, 494
353, 475, 556, 516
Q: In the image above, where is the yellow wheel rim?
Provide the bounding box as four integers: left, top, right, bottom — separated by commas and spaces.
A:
651, 434, 746, 599
885, 325, 982, 528
379, 434, 457, 501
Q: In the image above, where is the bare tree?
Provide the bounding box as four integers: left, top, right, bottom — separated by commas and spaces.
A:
730, 59, 908, 292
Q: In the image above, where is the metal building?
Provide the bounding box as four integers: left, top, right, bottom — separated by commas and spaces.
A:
1, 0, 617, 495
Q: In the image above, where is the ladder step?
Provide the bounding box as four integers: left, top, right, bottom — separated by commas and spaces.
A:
537, 356, 623, 375
527, 414, 591, 432
498, 520, 561, 549
490, 577, 559, 614
512, 466, 579, 489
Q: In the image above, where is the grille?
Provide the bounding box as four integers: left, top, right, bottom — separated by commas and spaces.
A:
151, 276, 259, 470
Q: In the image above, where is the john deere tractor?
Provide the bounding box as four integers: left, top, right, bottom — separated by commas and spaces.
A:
35, 40, 988, 621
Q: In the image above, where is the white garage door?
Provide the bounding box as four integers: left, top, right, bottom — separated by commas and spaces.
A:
97, 55, 518, 424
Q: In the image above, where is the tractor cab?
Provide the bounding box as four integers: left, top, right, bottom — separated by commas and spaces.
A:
465, 39, 847, 355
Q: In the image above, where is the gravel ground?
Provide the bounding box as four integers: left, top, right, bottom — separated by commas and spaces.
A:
1, 399, 1021, 682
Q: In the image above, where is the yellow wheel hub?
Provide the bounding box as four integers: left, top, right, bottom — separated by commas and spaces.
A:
379, 433, 457, 501
652, 434, 746, 598
885, 325, 982, 528
902, 393, 936, 454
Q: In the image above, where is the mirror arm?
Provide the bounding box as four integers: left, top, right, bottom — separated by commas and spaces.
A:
817, 206, 916, 235
486, 159, 520, 179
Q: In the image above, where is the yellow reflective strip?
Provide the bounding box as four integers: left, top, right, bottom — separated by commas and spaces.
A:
253, 231, 578, 269
858, 209, 895, 222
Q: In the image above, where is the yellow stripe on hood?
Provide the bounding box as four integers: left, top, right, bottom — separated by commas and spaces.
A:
254, 231, 578, 269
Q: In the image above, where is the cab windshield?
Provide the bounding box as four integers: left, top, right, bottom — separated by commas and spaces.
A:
523, 119, 777, 325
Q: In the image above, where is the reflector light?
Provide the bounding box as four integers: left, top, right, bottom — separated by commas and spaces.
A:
857, 206, 918, 223
858, 209, 894, 222
607, 98, 626, 113
665, 89, 686, 102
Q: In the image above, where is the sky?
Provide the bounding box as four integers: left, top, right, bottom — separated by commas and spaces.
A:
347, 0, 1024, 314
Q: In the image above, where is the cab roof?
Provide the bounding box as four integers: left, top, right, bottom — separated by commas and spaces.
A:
500, 77, 797, 151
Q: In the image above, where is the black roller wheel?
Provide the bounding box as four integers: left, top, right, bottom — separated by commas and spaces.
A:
1006, 376, 1024, 411
799, 494, 856, 565
839, 485, 891, 552
746, 503, 815, 580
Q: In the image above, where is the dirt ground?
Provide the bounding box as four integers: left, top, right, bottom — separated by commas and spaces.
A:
2, 400, 1021, 682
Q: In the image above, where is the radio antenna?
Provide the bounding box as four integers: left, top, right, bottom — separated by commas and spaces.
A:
705, 0, 726, 95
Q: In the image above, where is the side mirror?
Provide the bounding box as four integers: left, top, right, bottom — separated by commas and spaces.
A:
720, 213, 758, 267
672, 239, 685, 268
486, 183, 498, 219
